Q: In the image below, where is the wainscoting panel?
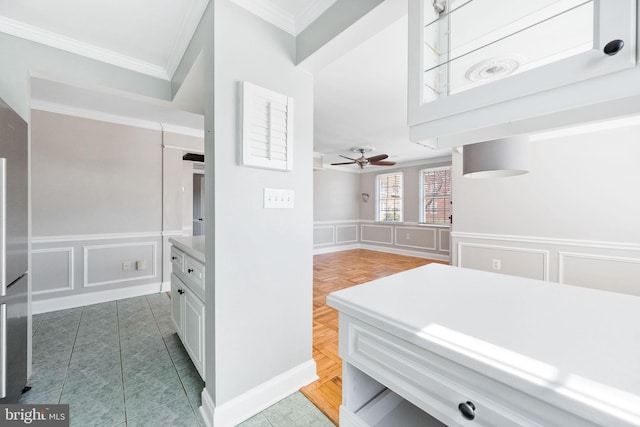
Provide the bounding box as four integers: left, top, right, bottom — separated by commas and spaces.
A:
313, 221, 450, 261
84, 242, 157, 287
32, 247, 74, 295
336, 224, 358, 244
32, 233, 163, 312
457, 242, 548, 281
452, 232, 640, 297
313, 226, 335, 246
394, 227, 436, 250
559, 252, 640, 296
360, 224, 393, 245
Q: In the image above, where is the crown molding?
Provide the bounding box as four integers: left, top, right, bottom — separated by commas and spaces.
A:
31, 100, 163, 131
229, 0, 296, 35
295, 0, 336, 34
164, 0, 210, 79
0, 16, 169, 80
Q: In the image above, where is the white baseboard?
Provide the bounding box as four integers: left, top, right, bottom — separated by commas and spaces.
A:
314, 243, 450, 262
32, 282, 165, 314
200, 359, 318, 427
160, 281, 170, 292
313, 243, 360, 255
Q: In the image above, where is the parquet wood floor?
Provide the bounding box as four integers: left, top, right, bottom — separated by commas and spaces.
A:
301, 249, 448, 425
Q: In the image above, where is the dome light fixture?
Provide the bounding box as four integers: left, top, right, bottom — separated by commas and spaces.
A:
463, 136, 530, 178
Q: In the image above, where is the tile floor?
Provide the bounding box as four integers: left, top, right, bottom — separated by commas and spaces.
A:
21, 293, 334, 427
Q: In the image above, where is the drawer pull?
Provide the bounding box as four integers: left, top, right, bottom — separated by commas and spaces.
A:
187, 268, 194, 274
458, 401, 476, 421
171, 256, 178, 260
178, 289, 184, 295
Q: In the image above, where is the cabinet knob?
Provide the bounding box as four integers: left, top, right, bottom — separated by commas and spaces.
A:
458, 401, 476, 421
171, 256, 177, 260
604, 39, 624, 56
178, 289, 184, 295
187, 268, 194, 274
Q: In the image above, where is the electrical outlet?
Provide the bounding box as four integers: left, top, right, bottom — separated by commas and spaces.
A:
136, 260, 145, 270
492, 259, 501, 270
405, 233, 411, 240
122, 261, 130, 271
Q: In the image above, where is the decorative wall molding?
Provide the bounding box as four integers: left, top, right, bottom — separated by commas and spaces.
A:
32, 282, 164, 315
313, 219, 359, 225
162, 230, 186, 238
83, 241, 158, 288
295, 0, 337, 33
558, 251, 640, 285
313, 244, 359, 255
161, 124, 205, 139
394, 226, 437, 251
230, 0, 296, 35
200, 359, 317, 427
33, 232, 162, 244
336, 224, 358, 244
0, 16, 169, 79
360, 224, 394, 245
313, 225, 335, 246
31, 247, 74, 295
451, 231, 640, 252
163, 0, 210, 78
457, 242, 550, 281
439, 228, 450, 253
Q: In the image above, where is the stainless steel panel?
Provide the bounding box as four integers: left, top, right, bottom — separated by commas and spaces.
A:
0, 303, 6, 399
0, 274, 27, 403
0, 98, 28, 287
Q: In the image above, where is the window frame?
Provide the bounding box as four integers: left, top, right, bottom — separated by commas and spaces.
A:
375, 171, 404, 223
419, 166, 451, 225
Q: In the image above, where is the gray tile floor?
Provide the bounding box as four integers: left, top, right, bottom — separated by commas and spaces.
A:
21, 293, 334, 427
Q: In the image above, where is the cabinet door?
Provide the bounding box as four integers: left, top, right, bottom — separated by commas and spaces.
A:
170, 273, 184, 337
408, 0, 637, 143
183, 289, 205, 378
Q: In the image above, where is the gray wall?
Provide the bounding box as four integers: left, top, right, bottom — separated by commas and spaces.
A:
203, 0, 315, 422
313, 159, 452, 261
31, 110, 201, 311
451, 125, 640, 295
313, 169, 360, 221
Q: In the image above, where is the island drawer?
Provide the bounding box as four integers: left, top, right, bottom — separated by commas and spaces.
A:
341, 316, 598, 427
170, 246, 184, 272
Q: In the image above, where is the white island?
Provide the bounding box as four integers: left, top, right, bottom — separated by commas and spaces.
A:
169, 236, 205, 378
327, 263, 640, 427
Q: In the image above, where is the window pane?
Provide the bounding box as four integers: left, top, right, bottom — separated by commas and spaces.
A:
377, 173, 403, 222
422, 168, 451, 224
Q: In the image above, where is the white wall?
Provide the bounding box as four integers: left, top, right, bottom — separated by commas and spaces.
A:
201, 1, 315, 424
451, 125, 640, 295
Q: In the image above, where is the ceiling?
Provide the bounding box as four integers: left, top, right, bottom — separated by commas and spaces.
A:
0, 0, 450, 165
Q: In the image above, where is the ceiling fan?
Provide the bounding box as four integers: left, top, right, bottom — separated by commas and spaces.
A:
331, 147, 396, 169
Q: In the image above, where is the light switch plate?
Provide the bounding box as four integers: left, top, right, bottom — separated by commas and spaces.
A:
264, 188, 294, 209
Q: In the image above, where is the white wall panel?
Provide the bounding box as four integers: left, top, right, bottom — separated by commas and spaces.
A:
559, 252, 640, 296
313, 226, 335, 246
336, 224, 358, 244
394, 226, 436, 250
32, 248, 74, 294
84, 242, 157, 287
458, 242, 548, 281
361, 224, 393, 245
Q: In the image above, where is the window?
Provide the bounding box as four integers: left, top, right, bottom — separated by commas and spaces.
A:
376, 172, 403, 222
420, 167, 451, 224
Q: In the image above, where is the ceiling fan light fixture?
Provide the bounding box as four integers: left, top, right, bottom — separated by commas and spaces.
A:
463, 136, 530, 178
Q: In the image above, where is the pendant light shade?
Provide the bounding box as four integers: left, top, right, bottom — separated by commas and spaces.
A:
463, 136, 530, 178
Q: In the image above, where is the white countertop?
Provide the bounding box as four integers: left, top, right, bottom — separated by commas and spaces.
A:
327, 263, 640, 425
169, 236, 205, 263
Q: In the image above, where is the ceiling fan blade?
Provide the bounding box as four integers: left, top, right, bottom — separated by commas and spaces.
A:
339, 154, 358, 161
370, 161, 396, 166
366, 154, 388, 162
331, 161, 357, 165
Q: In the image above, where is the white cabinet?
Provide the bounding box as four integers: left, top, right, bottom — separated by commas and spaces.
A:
408, 0, 638, 147
170, 245, 206, 378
